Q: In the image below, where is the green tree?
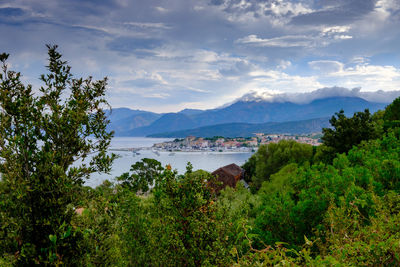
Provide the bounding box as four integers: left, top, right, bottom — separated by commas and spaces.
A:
117, 158, 164, 193
313, 191, 400, 266
0, 46, 114, 265
152, 168, 231, 266
384, 96, 400, 130
72, 181, 125, 266
115, 164, 233, 266
247, 140, 313, 190
321, 109, 381, 157
254, 128, 400, 248
242, 153, 256, 183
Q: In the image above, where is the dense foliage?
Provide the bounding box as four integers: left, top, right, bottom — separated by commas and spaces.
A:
321, 109, 383, 158
384, 97, 400, 129
243, 140, 313, 191
116, 158, 164, 193
0, 46, 114, 265
1, 47, 400, 266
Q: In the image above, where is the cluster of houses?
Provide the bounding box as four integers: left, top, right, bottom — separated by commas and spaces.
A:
255, 133, 322, 146
153, 133, 321, 152
153, 136, 257, 152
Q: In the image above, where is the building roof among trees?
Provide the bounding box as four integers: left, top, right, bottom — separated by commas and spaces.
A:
211, 163, 244, 191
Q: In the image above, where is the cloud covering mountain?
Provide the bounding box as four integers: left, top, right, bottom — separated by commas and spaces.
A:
112, 93, 390, 136
1, 0, 400, 112
236, 87, 400, 104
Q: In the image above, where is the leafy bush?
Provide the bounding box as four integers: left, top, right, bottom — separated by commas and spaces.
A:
0, 46, 114, 265
243, 140, 313, 191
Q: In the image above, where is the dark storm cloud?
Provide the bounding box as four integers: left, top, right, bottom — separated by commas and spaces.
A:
291, 0, 378, 25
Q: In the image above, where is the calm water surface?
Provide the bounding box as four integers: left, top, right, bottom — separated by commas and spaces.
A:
86, 137, 254, 187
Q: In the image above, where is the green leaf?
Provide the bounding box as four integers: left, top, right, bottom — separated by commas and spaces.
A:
49, 234, 57, 245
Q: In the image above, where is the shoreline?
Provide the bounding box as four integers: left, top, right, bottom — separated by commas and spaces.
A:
110, 148, 255, 154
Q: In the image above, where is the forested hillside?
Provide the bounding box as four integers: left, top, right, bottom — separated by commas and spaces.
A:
1, 47, 400, 266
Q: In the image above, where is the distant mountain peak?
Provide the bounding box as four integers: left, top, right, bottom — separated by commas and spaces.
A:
234, 87, 400, 105
108, 87, 399, 137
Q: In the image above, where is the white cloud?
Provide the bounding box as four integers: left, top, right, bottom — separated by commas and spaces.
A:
266, 1, 312, 17
236, 25, 353, 48
123, 22, 172, 30
134, 71, 168, 84
335, 64, 399, 79
233, 61, 400, 106
212, 0, 313, 25
236, 34, 313, 47
350, 56, 370, 65
192, 50, 220, 63
235, 87, 400, 104
240, 69, 323, 97
351, 0, 400, 36
319, 25, 353, 41
321, 26, 351, 35
2, 0, 400, 113
145, 93, 170, 99
308, 61, 400, 92
154, 6, 169, 13
277, 60, 291, 70
308, 60, 344, 73
333, 65, 400, 91
219, 59, 255, 76
333, 35, 352, 40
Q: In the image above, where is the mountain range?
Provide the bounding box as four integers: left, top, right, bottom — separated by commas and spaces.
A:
107, 108, 161, 134
148, 117, 331, 138
108, 96, 389, 137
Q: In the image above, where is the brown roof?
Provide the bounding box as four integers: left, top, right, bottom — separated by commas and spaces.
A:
213, 163, 243, 177
211, 163, 244, 192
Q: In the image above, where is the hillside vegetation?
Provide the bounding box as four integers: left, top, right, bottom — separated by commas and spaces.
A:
1, 47, 400, 266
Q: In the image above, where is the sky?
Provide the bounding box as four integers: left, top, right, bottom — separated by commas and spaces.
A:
1, 0, 400, 112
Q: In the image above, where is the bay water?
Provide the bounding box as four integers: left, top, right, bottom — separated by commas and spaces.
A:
86, 137, 254, 187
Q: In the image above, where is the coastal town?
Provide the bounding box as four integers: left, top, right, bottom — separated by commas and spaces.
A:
152, 133, 322, 152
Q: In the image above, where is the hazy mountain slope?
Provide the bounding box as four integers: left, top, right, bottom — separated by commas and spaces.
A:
111, 113, 161, 136
110, 97, 386, 136
190, 97, 386, 126
106, 108, 149, 120
149, 117, 331, 138
178, 108, 204, 116
126, 113, 197, 136
107, 108, 161, 136
122, 96, 386, 136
